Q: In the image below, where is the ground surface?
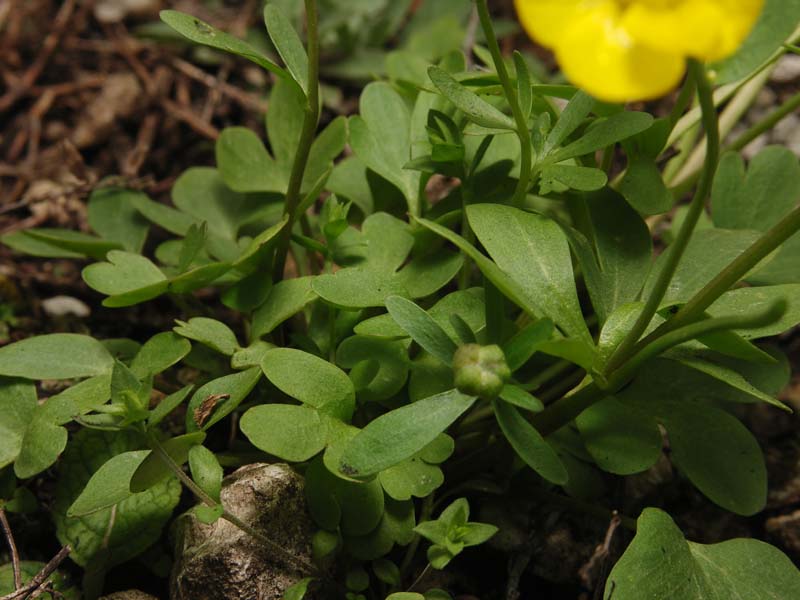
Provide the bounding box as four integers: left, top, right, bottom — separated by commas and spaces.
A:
2, 2, 800, 599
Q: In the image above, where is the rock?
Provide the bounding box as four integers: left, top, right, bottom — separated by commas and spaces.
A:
71, 73, 143, 148
766, 510, 800, 559
94, 0, 161, 23
770, 55, 800, 84
100, 591, 160, 600
171, 463, 314, 600
41, 295, 90, 318
771, 114, 800, 144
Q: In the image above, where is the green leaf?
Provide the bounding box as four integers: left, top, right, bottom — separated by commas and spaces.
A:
379, 457, 445, 501
130, 431, 206, 493
261, 348, 355, 421
13, 414, 67, 479
513, 51, 532, 120
264, 4, 308, 94
0, 561, 78, 599
576, 397, 661, 475
17, 228, 122, 260
348, 84, 420, 213
88, 188, 150, 252
53, 430, 180, 568
283, 577, 314, 600
340, 390, 476, 477
502, 318, 554, 372
619, 155, 673, 216
551, 111, 653, 163
711, 0, 800, 85
188, 445, 223, 502
67, 450, 149, 516
174, 317, 239, 356
160, 10, 288, 78
467, 204, 591, 342
711, 147, 800, 284
498, 384, 544, 413
539, 164, 607, 193
336, 336, 409, 403
0, 379, 37, 468
149, 385, 193, 427
82, 250, 169, 307
1, 230, 84, 258
493, 400, 567, 484
605, 507, 800, 599
428, 66, 515, 130
186, 367, 262, 431
216, 127, 284, 193
567, 188, 653, 323
385, 296, 457, 365
666, 348, 789, 411
0, 334, 114, 380
621, 361, 767, 516
644, 228, 762, 308
240, 404, 328, 462
131, 193, 198, 236
172, 167, 263, 241
708, 284, 800, 339
130, 331, 191, 378
544, 90, 594, 154
251, 276, 316, 339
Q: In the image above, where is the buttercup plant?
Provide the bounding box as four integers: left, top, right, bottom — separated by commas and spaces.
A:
2, 1, 800, 599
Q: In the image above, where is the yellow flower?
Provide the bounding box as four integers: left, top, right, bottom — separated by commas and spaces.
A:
514, 0, 765, 102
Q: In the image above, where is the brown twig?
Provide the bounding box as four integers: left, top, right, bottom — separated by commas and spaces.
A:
0, 508, 21, 591
170, 57, 268, 113
122, 112, 160, 177
0, 545, 71, 600
163, 99, 220, 140
0, 0, 76, 112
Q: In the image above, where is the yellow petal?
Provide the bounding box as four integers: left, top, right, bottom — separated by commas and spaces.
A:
622, 0, 765, 62
513, 0, 586, 48
554, 4, 686, 102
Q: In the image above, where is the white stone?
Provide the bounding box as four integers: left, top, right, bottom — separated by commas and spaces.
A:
770, 55, 800, 83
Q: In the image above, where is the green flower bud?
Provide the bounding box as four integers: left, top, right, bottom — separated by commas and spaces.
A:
452, 343, 510, 399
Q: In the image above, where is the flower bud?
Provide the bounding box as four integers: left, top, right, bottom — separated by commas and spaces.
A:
453, 343, 510, 399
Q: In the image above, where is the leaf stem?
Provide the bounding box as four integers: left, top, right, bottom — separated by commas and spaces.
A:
638, 202, 800, 345
272, 0, 320, 281
475, 0, 531, 207
604, 300, 786, 392
726, 90, 800, 152
604, 60, 719, 375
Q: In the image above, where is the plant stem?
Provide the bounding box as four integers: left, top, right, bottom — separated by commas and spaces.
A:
530, 382, 605, 437
272, 0, 320, 281
640, 202, 800, 344
726, 91, 800, 152
475, 0, 531, 207
605, 301, 786, 392
604, 60, 720, 375
0, 508, 21, 591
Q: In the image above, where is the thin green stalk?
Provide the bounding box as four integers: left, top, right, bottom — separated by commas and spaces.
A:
604, 60, 720, 375
530, 382, 604, 437
475, 0, 531, 207
604, 301, 786, 392
400, 495, 434, 577
272, 0, 320, 281
640, 202, 800, 344
727, 91, 800, 152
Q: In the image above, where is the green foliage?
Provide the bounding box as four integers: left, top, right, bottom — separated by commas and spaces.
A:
605, 508, 800, 599
1, 2, 800, 598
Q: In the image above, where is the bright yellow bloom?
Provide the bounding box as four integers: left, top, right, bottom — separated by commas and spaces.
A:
514, 0, 765, 102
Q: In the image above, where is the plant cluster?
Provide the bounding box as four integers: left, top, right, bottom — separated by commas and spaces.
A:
2, 1, 800, 599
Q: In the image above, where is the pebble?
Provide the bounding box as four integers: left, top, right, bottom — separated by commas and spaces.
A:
41, 295, 91, 318
770, 55, 800, 84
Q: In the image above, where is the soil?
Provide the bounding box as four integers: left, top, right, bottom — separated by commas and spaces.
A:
2, 2, 800, 599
